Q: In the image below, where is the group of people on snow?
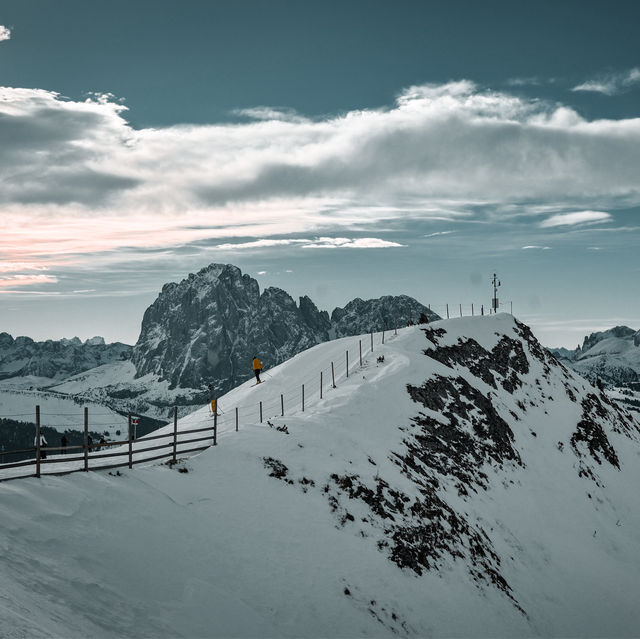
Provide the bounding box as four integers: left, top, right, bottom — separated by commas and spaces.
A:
33, 432, 108, 458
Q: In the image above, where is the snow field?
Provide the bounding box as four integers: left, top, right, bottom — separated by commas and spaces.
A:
1, 315, 640, 637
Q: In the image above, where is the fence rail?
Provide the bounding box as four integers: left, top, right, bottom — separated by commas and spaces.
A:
1, 308, 514, 483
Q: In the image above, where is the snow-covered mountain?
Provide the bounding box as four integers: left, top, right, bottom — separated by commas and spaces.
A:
550, 325, 640, 417
133, 263, 438, 394
0, 332, 131, 381
2, 314, 639, 637
550, 325, 640, 386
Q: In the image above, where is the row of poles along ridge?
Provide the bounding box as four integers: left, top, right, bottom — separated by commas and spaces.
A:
0, 299, 514, 482
0, 325, 393, 481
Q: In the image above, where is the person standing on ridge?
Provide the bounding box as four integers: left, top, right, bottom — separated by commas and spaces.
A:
252, 356, 263, 384
34, 433, 48, 459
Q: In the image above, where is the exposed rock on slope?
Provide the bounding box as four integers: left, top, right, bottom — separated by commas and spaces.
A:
331, 295, 439, 337
255, 316, 639, 621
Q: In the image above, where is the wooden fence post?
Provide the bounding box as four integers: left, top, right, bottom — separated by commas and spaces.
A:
370, 331, 374, 352
472, 303, 474, 316
359, 340, 362, 366
302, 384, 305, 412
84, 406, 89, 472
213, 402, 217, 446
35, 405, 41, 478
459, 303, 462, 317
235, 406, 239, 432
259, 401, 263, 423
394, 316, 397, 335
382, 328, 385, 344
281, 394, 284, 417
481, 304, 484, 316
128, 413, 133, 469
446, 304, 449, 319
331, 362, 336, 388
320, 371, 323, 399
173, 406, 178, 464
346, 351, 349, 378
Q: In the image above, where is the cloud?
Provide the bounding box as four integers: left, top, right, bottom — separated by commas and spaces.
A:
301, 237, 405, 249
540, 211, 612, 228
212, 237, 405, 251
2, 81, 640, 286
0, 262, 50, 273
521, 245, 551, 250
0, 25, 10, 42
213, 239, 309, 250
572, 68, 640, 95
232, 106, 309, 123
424, 231, 455, 238
0, 274, 58, 289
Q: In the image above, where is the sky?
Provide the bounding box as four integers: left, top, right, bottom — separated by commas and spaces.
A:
0, 0, 639, 348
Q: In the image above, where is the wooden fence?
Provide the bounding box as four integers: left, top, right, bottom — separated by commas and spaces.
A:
0, 308, 512, 483
0, 407, 217, 482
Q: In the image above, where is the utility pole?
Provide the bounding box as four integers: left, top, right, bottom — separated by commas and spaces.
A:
491, 273, 501, 314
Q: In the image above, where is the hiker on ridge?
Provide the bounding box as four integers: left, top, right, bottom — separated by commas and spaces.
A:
252, 356, 263, 384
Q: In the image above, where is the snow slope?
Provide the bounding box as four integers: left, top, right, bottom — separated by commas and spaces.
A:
0, 388, 128, 438
1, 315, 640, 638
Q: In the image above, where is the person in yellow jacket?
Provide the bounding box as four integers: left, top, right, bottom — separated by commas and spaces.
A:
252, 356, 263, 384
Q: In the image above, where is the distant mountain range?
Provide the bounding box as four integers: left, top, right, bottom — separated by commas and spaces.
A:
0, 333, 131, 381
550, 326, 640, 416
550, 325, 640, 386
0, 263, 438, 423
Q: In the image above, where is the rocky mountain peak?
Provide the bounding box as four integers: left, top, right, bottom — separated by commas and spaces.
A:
581, 325, 636, 351
132, 263, 438, 393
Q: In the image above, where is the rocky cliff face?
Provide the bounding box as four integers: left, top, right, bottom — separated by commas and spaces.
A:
0, 333, 131, 381
331, 295, 439, 337
133, 264, 438, 393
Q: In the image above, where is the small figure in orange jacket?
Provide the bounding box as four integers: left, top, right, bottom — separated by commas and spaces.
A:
252, 356, 263, 383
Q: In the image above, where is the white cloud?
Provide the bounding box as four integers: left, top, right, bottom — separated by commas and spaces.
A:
572, 68, 640, 95
521, 245, 551, 250
0, 274, 57, 289
540, 211, 612, 228
213, 239, 309, 250
0, 25, 10, 42
232, 106, 308, 123
424, 231, 455, 238
0, 262, 49, 273
256, 271, 267, 275
2, 82, 640, 277
301, 237, 405, 249
212, 237, 405, 251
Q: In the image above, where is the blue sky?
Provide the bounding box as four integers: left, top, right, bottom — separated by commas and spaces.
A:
0, 0, 639, 347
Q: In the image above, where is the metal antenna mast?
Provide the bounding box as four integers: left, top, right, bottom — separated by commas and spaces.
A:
491, 273, 501, 313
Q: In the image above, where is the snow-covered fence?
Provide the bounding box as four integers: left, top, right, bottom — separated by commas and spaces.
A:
0, 406, 215, 482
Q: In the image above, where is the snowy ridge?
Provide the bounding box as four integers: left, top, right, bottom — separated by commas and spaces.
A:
1, 315, 640, 637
